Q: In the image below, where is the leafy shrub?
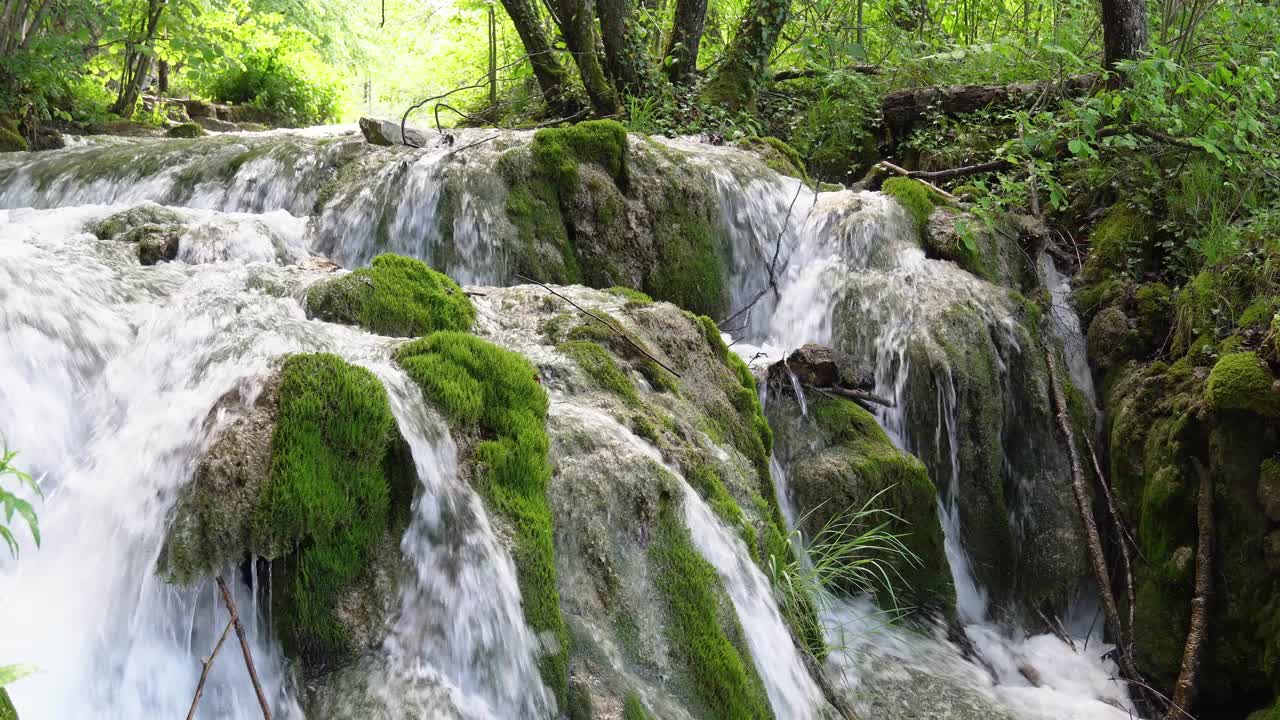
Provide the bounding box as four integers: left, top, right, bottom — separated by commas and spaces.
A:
205, 47, 342, 127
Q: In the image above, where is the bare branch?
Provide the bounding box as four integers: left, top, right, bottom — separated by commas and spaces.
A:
216, 576, 273, 720
186, 618, 235, 720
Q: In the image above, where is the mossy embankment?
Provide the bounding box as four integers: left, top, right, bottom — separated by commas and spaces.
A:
1070, 194, 1280, 717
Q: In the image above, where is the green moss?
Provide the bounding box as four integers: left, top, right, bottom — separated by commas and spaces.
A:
255, 353, 403, 661
166, 122, 204, 138
1135, 282, 1172, 345
567, 320, 619, 345
686, 462, 758, 560
306, 254, 475, 337
1081, 203, 1154, 283
394, 332, 567, 700
736, 136, 810, 183
559, 340, 641, 406
567, 679, 594, 720
607, 286, 654, 305
643, 198, 727, 318
693, 313, 729, 361
622, 693, 652, 720
531, 119, 629, 191
1239, 297, 1278, 329
1206, 351, 1280, 416
650, 495, 773, 720
0, 127, 27, 152
637, 360, 679, 393
881, 177, 936, 230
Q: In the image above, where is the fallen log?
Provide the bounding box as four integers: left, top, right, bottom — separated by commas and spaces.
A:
880, 73, 1099, 141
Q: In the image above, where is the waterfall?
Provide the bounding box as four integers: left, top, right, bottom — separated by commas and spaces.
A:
1, 127, 1132, 719
0, 204, 548, 719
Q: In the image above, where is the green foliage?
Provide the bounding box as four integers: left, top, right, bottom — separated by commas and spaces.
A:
881, 177, 936, 230
0, 687, 15, 720
256, 353, 402, 660
0, 448, 40, 559
649, 496, 773, 720
204, 45, 342, 127
306, 254, 475, 338
1206, 352, 1280, 417
394, 332, 568, 701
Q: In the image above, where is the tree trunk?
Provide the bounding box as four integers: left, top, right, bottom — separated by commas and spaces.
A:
498, 0, 580, 115
1101, 0, 1147, 79
111, 0, 165, 117
880, 74, 1098, 142
157, 59, 169, 94
700, 0, 788, 110
598, 0, 661, 97
662, 0, 706, 84
545, 0, 619, 115
1166, 459, 1213, 719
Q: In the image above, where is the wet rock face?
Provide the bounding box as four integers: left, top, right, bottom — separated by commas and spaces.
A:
831, 269, 1088, 621
128, 223, 182, 265
90, 204, 184, 240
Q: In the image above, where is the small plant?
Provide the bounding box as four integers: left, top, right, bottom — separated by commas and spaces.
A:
768, 486, 922, 654
0, 446, 40, 558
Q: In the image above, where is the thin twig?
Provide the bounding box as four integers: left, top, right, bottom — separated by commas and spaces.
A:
216, 576, 273, 720
513, 274, 682, 378
718, 180, 810, 329
878, 161, 960, 203
1085, 433, 1137, 653
185, 618, 235, 720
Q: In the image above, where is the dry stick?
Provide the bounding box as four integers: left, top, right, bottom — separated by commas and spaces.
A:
877, 161, 960, 204
185, 618, 235, 720
512, 273, 682, 378
216, 576, 273, 720
1085, 433, 1137, 655
803, 382, 893, 407
1166, 459, 1214, 720
1042, 345, 1157, 714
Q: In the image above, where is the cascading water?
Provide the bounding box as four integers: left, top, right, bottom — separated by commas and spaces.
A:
0, 204, 549, 719
726, 179, 1137, 718
1, 126, 1134, 719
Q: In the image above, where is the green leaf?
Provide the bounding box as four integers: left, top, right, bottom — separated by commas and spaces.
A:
1068, 139, 1088, 155
0, 664, 38, 687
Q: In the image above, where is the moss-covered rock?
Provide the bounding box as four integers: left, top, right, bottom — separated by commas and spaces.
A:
769, 392, 953, 612
166, 122, 205, 138
306, 254, 475, 337
650, 494, 774, 720
736, 136, 810, 183
1079, 202, 1155, 284
1259, 458, 1280, 522
497, 130, 732, 318
90, 204, 185, 240
394, 331, 568, 700
161, 353, 416, 673
881, 177, 936, 231
1206, 351, 1280, 417
120, 223, 183, 265
0, 127, 28, 152
1086, 305, 1137, 369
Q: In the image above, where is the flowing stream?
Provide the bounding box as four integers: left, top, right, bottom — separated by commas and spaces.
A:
0, 127, 1132, 719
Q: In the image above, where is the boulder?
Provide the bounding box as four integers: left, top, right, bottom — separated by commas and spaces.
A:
166, 122, 204, 139
181, 99, 216, 118
131, 224, 182, 265
90, 204, 185, 241
359, 117, 427, 147
766, 343, 873, 391
194, 116, 239, 133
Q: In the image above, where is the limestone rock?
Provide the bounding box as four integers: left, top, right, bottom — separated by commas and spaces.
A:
126, 224, 182, 265
766, 343, 873, 391
195, 116, 239, 133
91, 204, 185, 241
359, 116, 427, 147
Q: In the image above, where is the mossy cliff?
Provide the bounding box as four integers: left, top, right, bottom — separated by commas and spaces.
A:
767, 389, 954, 613
1072, 196, 1280, 718
496, 121, 743, 318
473, 284, 836, 717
